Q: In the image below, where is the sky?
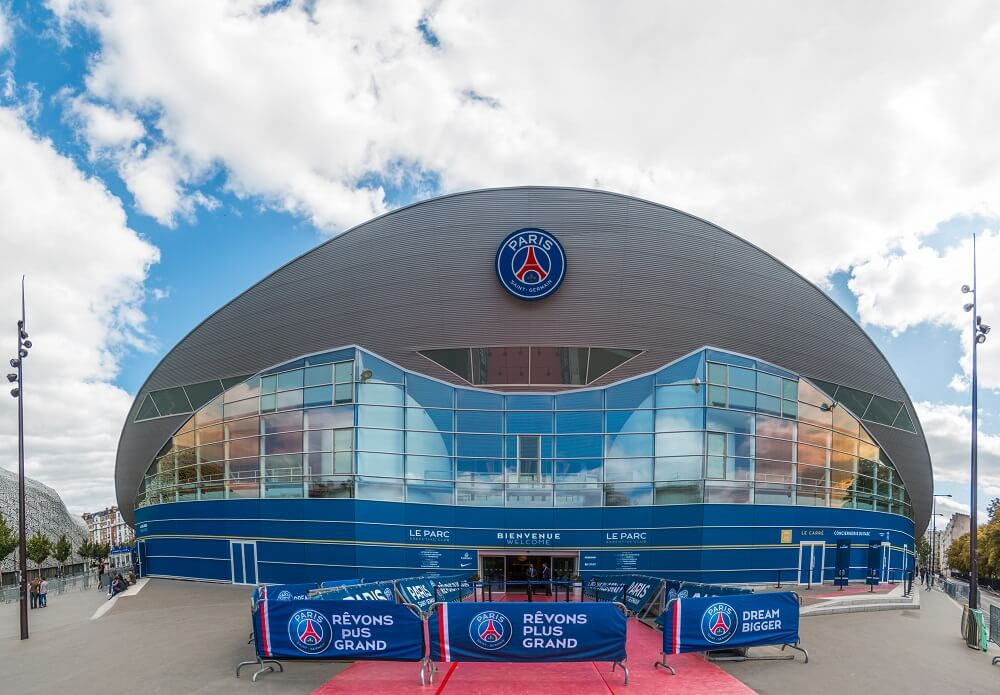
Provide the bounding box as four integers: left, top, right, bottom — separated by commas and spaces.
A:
0, 1, 997, 525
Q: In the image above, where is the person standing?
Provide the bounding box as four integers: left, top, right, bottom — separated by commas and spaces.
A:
541, 563, 552, 596
29, 576, 39, 609
39, 577, 48, 608
526, 563, 537, 595
97, 562, 105, 591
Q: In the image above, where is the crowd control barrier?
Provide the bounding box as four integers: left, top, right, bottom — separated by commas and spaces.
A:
310, 579, 397, 601
654, 591, 807, 675
990, 605, 1000, 666
428, 600, 630, 683
237, 590, 428, 683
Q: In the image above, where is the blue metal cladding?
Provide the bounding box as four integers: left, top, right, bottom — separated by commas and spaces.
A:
135, 499, 914, 586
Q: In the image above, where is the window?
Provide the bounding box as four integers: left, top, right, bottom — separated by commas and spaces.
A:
419, 347, 640, 386
518, 435, 541, 482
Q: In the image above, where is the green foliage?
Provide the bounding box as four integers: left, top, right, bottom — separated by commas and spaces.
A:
0, 513, 17, 563
25, 531, 51, 573
916, 535, 930, 569
77, 539, 94, 560
988, 497, 999, 523
53, 534, 73, 566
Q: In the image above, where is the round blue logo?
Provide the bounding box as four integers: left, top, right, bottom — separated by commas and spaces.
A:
288, 609, 333, 655
700, 602, 739, 645
495, 228, 566, 301
469, 610, 513, 651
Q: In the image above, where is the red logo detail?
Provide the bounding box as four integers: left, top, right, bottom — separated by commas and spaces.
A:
514, 246, 548, 282
298, 619, 322, 644
479, 619, 503, 642
709, 612, 730, 635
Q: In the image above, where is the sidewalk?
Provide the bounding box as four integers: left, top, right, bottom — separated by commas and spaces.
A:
719, 585, 999, 694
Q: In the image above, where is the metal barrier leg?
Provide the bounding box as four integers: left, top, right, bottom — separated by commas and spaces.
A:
654, 652, 676, 675
782, 643, 810, 663
236, 656, 283, 681
611, 658, 630, 685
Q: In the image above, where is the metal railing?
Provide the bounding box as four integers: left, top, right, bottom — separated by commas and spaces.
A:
0, 571, 93, 603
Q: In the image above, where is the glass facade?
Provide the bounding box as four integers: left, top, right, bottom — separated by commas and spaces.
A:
137, 346, 913, 520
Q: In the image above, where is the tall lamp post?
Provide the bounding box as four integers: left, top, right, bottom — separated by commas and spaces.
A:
6, 277, 32, 640
961, 234, 990, 610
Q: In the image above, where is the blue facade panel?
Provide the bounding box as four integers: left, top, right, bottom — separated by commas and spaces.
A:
136, 499, 914, 585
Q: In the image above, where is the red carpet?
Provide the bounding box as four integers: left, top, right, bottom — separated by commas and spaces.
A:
310, 615, 757, 694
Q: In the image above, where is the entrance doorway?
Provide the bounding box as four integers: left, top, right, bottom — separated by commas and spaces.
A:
798, 541, 825, 586
230, 540, 258, 585
479, 553, 577, 591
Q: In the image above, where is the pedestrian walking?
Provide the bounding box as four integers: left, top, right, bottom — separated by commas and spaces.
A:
542, 562, 552, 596
29, 576, 39, 609
39, 577, 48, 607
97, 562, 105, 591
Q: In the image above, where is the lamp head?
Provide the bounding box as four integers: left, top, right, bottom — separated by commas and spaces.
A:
961, 285, 972, 294
22, 339, 31, 349
10, 387, 18, 398
5, 373, 16, 383
964, 303, 974, 312
976, 334, 987, 344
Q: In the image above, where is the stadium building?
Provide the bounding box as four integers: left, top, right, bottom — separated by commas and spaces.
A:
117, 187, 930, 587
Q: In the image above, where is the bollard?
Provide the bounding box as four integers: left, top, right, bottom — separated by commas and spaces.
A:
776, 569, 783, 588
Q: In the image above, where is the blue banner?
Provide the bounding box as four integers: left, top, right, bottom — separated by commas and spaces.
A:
835, 540, 850, 587
431, 575, 473, 602
619, 576, 661, 613
257, 599, 424, 660
312, 580, 397, 602
260, 583, 319, 602
320, 579, 364, 589
866, 541, 881, 586
662, 592, 800, 654
396, 577, 437, 611
429, 602, 626, 663
584, 576, 630, 601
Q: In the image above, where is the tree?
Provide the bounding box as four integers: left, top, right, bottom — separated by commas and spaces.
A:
988, 497, 999, 523
916, 535, 930, 571
25, 532, 52, 578
0, 514, 17, 572
946, 533, 970, 574
53, 534, 73, 576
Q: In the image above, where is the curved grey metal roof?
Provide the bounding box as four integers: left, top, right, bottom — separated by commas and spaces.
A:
116, 187, 933, 532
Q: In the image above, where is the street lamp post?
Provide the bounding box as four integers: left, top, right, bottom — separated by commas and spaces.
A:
930, 494, 950, 589
6, 277, 32, 640
961, 234, 990, 611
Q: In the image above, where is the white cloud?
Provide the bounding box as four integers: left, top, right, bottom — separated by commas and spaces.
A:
0, 107, 159, 515
45, 1, 1000, 280
915, 401, 1000, 508
850, 231, 999, 389
66, 96, 144, 152
0, 5, 11, 52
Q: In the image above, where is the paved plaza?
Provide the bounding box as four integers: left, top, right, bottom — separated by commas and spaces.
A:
0, 579, 998, 694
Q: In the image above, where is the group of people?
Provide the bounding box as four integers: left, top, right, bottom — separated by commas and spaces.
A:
28, 576, 48, 609
524, 562, 553, 595
95, 561, 136, 599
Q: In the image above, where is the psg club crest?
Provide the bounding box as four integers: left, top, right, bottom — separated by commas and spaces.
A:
276, 590, 293, 601
469, 610, 513, 651
700, 602, 738, 645
495, 228, 566, 301
288, 609, 333, 655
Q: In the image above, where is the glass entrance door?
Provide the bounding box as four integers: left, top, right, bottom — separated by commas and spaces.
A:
479, 554, 577, 592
